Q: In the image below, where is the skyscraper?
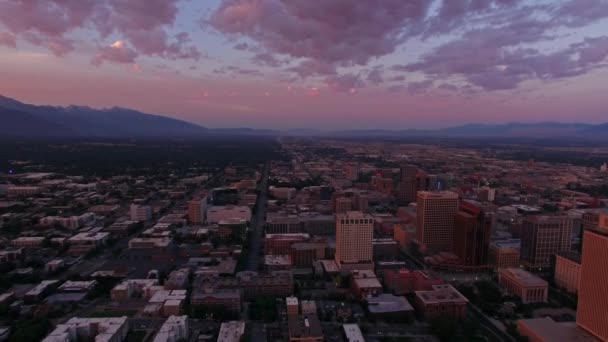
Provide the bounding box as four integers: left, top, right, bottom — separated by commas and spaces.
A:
415, 191, 459, 253
453, 200, 492, 268
335, 211, 374, 271
577, 220, 608, 341
398, 164, 430, 205
520, 215, 572, 270
188, 198, 207, 224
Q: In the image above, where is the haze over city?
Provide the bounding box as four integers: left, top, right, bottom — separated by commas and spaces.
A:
2, 2, 608, 342
1, 0, 608, 129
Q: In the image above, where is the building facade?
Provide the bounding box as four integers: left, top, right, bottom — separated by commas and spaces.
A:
521, 215, 572, 269
335, 211, 373, 271
498, 268, 548, 304
577, 228, 608, 341
554, 252, 581, 294
415, 191, 459, 253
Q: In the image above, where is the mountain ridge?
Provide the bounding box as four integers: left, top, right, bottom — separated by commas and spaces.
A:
1, 95, 606, 139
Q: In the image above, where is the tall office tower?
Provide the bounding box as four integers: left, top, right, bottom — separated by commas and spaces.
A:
346, 163, 360, 181
520, 215, 572, 269
453, 200, 493, 267
334, 197, 353, 214
398, 164, 418, 204
398, 164, 430, 205
577, 217, 608, 341
188, 197, 207, 224
335, 211, 374, 271
415, 191, 459, 253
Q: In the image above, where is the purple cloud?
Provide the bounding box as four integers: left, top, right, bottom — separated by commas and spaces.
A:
92, 40, 138, 66
0, 0, 201, 61
0, 31, 16, 48
325, 73, 364, 92
210, 0, 431, 74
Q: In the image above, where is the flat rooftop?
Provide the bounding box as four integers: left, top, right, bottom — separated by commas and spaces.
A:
367, 294, 414, 313
518, 318, 598, 342
500, 268, 548, 287
415, 284, 469, 305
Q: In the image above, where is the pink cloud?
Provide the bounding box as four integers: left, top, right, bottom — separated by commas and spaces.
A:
211, 0, 431, 73
0, 31, 16, 48
0, 0, 200, 61
92, 40, 138, 66
324, 73, 364, 93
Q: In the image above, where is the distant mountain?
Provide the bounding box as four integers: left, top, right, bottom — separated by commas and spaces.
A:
0, 95, 208, 137
1, 95, 607, 139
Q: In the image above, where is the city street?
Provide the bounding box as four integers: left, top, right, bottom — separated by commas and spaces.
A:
246, 162, 270, 271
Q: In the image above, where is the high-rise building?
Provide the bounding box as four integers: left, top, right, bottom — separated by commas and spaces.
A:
398, 164, 429, 205
334, 197, 353, 214
188, 197, 207, 224
577, 224, 608, 341
335, 211, 373, 271
415, 191, 459, 253
520, 215, 572, 269
452, 200, 492, 268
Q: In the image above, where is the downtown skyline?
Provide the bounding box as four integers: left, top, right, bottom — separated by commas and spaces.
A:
1, 0, 608, 129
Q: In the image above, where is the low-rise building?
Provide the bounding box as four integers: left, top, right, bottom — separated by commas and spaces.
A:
499, 268, 548, 304
351, 270, 382, 300
367, 293, 415, 322
286, 296, 299, 316
128, 237, 172, 249
191, 287, 242, 313
342, 324, 365, 342
217, 321, 245, 342
517, 317, 597, 342
68, 232, 109, 256
130, 203, 152, 221
153, 315, 189, 342
25, 280, 60, 302
288, 315, 323, 342
111, 279, 159, 301
264, 255, 292, 271
58, 280, 97, 293
165, 268, 190, 290
300, 300, 317, 315
42, 316, 128, 342
206, 206, 251, 224
383, 269, 444, 295
45, 259, 65, 273
414, 284, 468, 320
11, 236, 45, 248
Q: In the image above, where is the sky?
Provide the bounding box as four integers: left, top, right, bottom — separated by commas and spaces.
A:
1, 0, 608, 130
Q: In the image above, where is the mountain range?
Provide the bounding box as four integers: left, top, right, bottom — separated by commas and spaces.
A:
1, 95, 607, 139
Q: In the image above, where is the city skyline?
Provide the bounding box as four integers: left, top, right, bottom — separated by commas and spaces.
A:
1, 0, 608, 129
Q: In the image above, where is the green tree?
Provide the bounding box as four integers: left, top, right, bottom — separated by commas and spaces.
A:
430, 315, 457, 342
10, 318, 51, 342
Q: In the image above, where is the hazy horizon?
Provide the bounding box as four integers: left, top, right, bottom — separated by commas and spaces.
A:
1, 0, 608, 129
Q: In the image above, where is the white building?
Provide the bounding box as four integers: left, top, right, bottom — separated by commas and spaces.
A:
40, 213, 96, 230
42, 316, 129, 342
343, 324, 365, 342
130, 203, 152, 221
206, 206, 251, 224
68, 232, 109, 247
152, 315, 189, 342
217, 321, 246, 342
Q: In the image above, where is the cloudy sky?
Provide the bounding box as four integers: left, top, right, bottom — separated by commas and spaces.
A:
1, 0, 607, 129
